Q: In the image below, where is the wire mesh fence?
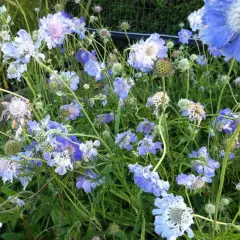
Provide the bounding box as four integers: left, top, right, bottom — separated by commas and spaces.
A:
66, 0, 204, 35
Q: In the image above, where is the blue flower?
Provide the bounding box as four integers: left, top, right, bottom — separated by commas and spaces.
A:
176, 173, 205, 190
136, 119, 155, 134
196, 55, 207, 66
178, 29, 192, 44
128, 163, 169, 196
76, 49, 96, 64
188, 146, 220, 183
60, 101, 82, 120
137, 135, 162, 156
152, 194, 194, 239
96, 113, 114, 124
84, 60, 104, 81
213, 108, 238, 134
115, 130, 137, 150
113, 77, 134, 102
199, 0, 240, 61
219, 150, 235, 160
76, 170, 103, 193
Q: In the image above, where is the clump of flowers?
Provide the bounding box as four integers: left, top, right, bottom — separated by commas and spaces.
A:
128, 33, 168, 72
146, 91, 169, 115
115, 130, 137, 150
152, 194, 194, 239
0, 97, 31, 128
128, 163, 169, 196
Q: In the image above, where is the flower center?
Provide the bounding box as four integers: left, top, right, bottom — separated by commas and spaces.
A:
145, 45, 157, 57
9, 100, 27, 117
227, 0, 240, 33
49, 22, 63, 38
169, 207, 183, 225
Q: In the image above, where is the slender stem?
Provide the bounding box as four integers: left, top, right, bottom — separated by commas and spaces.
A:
153, 113, 166, 172
213, 124, 240, 232
186, 69, 190, 99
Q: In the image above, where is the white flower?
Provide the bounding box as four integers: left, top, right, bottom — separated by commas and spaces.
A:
79, 140, 100, 161
178, 58, 191, 71
188, 7, 205, 32
152, 194, 194, 240
146, 92, 169, 115
0, 97, 31, 128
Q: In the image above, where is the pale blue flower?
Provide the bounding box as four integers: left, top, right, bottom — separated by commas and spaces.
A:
115, 130, 137, 150
137, 135, 162, 156
178, 29, 192, 44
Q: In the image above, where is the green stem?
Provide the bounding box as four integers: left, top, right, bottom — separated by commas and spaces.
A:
213, 124, 240, 233
153, 113, 166, 172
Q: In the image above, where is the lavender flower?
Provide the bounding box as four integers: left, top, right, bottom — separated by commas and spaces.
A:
65, 16, 86, 38
60, 101, 82, 120
196, 55, 207, 66
76, 49, 96, 64
213, 108, 238, 134
128, 33, 168, 72
76, 170, 103, 193
176, 173, 205, 190
178, 29, 192, 44
137, 135, 162, 156
96, 113, 114, 124
128, 163, 169, 196
188, 146, 220, 182
115, 130, 137, 150
113, 77, 134, 101
79, 140, 100, 161
136, 119, 155, 134
44, 150, 73, 175
84, 60, 104, 81
38, 12, 70, 49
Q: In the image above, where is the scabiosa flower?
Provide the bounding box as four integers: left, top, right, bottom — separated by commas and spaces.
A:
178, 58, 191, 71
99, 28, 111, 38
188, 146, 220, 183
0, 157, 21, 183
136, 119, 155, 134
176, 173, 205, 190
153, 194, 194, 240
2, 29, 43, 63
76, 170, 103, 193
113, 77, 134, 102
196, 55, 207, 66
181, 100, 206, 126
199, 0, 240, 61
76, 49, 97, 64
65, 17, 86, 39
205, 203, 215, 215
178, 29, 192, 44
79, 140, 100, 162
115, 130, 137, 150
0, 97, 31, 128
7, 62, 27, 80
219, 149, 235, 160
55, 135, 83, 161
146, 92, 169, 115
128, 163, 169, 196
137, 135, 162, 156
84, 60, 104, 81
213, 108, 238, 134
60, 101, 82, 120
128, 33, 168, 72
96, 113, 114, 124
188, 7, 205, 32
93, 5, 103, 13
44, 150, 73, 175
38, 12, 70, 49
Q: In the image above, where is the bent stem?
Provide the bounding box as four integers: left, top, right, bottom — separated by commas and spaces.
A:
153, 113, 166, 172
